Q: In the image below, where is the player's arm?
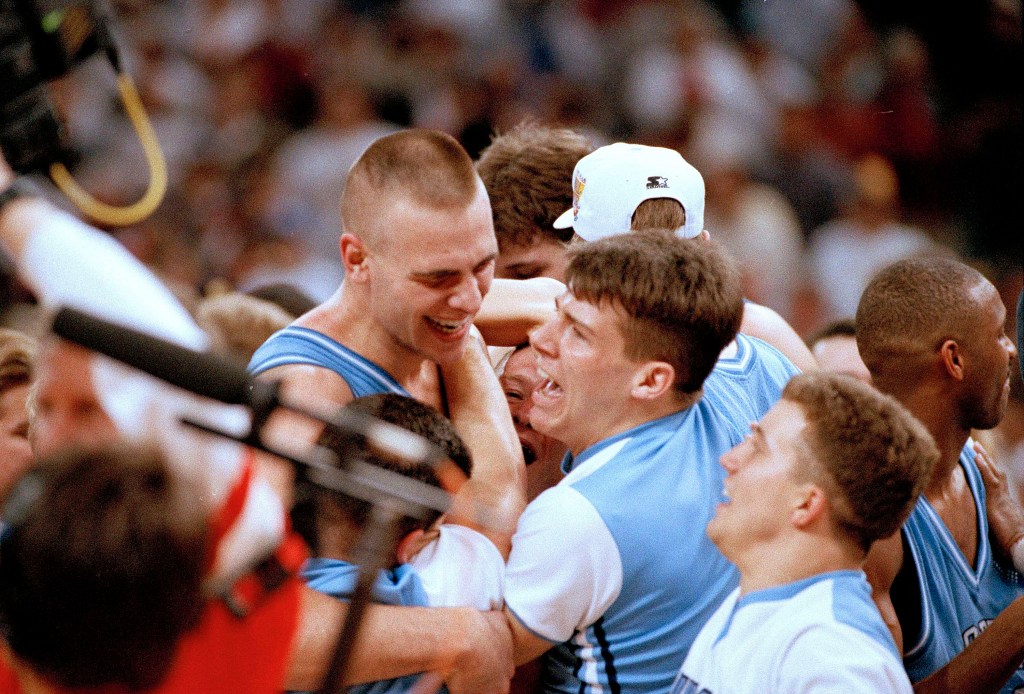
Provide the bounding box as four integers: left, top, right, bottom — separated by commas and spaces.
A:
475, 277, 564, 347
974, 440, 1024, 571
740, 301, 818, 373
441, 328, 527, 558
863, 530, 905, 654
289, 585, 514, 693
504, 607, 558, 665
912, 596, 1024, 694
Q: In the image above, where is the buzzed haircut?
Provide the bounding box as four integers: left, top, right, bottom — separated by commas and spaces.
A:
303, 394, 472, 552
476, 123, 593, 249
341, 129, 480, 240
856, 257, 989, 377
0, 443, 207, 690
806, 318, 858, 349
567, 231, 743, 394
784, 372, 938, 552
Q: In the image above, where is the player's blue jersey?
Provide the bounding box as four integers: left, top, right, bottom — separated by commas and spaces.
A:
902, 443, 1024, 692
248, 326, 409, 397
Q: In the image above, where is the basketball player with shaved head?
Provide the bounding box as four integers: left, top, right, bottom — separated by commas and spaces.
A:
857, 257, 1024, 693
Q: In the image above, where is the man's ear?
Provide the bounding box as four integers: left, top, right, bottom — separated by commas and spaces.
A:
939, 339, 965, 381
395, 528, 428, 564
698, 229, 711, 242
791, 484, 827, 530
340, 233, 368, 278
630, 361, 676, 401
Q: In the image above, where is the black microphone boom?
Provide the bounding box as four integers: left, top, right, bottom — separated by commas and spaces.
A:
51, 304, 265, 405
49, 305, 446, 468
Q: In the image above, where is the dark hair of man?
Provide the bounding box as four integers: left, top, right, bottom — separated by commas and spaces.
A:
308, 394, 473, 550
476, 122, 593, 249
784, 372, 938, 553
0, 443, 207, 690
855, 256, 987, 380
630, 198, 686, 232
341, 129, 480, 244
567, 231, 743, 394
806, 317, 858, 349
0, 328, 35, 393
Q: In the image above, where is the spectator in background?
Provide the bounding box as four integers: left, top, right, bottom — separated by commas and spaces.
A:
808, 152, 941, 323
195, 291, 295, 365
692, 119, 803, 321
0, 444, 208, 693
806, 318, 871, 384
673, 372, 937, 693
0, 328, 35, 503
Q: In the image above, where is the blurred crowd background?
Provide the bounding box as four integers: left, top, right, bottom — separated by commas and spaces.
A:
1, 0, 1018, 322
1, 0, 1021, 340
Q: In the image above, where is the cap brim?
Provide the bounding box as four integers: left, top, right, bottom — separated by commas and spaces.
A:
552, 208, 574, 229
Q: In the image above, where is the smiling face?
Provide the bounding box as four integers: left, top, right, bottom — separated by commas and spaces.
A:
528, 292, 650, 455
500, 346, 568, 500
707, 399, 811, 563
362, 186, 498, 367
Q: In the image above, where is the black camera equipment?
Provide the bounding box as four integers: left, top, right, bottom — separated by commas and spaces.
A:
0, 0, 166, 225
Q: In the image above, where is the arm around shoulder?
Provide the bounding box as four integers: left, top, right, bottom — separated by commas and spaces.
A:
441, 329, 526, 558
740, 302, 818, 373
475, 277, 564, 347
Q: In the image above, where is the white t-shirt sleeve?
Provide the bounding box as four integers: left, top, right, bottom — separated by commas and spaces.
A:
504, 485, 622, 643
22, 208, 205, 348
776, 625, 913, 694
408, 524, 505, 610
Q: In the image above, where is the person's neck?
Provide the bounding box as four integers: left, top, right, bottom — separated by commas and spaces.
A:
299, 285, 430, 386
734, 536, 862, 596
891, 382, 970, 497
569, 392, 699, 457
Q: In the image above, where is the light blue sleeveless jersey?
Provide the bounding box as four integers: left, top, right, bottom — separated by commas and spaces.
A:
247, 326, 409, 397
902, 443, 1024, 692
540, 334, 798, 693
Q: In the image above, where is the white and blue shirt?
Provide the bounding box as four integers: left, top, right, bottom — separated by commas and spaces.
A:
505, 335, 798, 693
673, 571, 912, 693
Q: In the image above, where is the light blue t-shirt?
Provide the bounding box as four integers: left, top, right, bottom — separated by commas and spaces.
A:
296, 558, 433, 694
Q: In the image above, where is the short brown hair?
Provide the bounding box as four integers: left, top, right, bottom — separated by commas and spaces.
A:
341, 129, 481, 241
0, 443, 207, 689
567, 232, 743, 393
476, 123, 593, 249
783, 372, 938, 552
630, 198, 686, 232
856, 256, 986, 378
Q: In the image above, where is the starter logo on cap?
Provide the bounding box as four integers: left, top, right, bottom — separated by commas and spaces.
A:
646, 176, 669, 189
